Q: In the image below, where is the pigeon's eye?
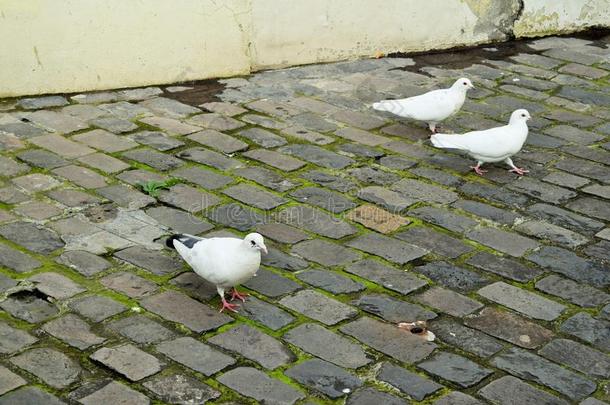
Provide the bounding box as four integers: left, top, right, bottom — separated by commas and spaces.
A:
463, 82, 467, 85
250, 240, 256, 246
521, 113, 526, 117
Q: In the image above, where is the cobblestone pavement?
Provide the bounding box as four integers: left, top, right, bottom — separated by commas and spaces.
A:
0, 34, 609, 404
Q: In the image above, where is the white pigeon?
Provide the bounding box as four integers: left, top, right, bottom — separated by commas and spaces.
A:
430, 109, 531, 176
372, 78, 474, 132
166, 233, 267, 312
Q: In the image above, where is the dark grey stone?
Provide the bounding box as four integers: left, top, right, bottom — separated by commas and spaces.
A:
242, 148, 304, 171
0, 387, 66, 405
345, 259, 427, 294
378, 155, 417, 170
301, 170, 359, 193
527, 246, 609, 287
171, 165, 233, 190
556, 158, 610, 184
279, 205, 356, 239
107, 315, 176, 344
90, 343, 162, 381
19, 95, 69, 109
527, 203, 604, 235
0, 221, 64, 254
0, 242, 42, 273
340, 316, 437, 364
0, 291, 59, 323
143, 373, 220, 404
296, 269, 364, 294
337, 142, 384, 158
353, 294, 436, 323
285, 359, 362, 399
156, 336, 235, 375
395, 227, 473, 259
347, 387, 407, 405
536, 275, 609, 307
348, 167, 399, 186
16, 149, 69, 169
206, 203, 264, 231
240, 295, 295, 330
0, 321, 38, 354
279, 144, 354, 169
96, 184, 156, 209
479, 376, 569, 405
290, 186, 356, 213
507, 177, 577, 204
284, 323, 371, 368
169, 271, 216, 301
415, 287, 483, 317
411, 166, 462, 187
70, 295, 127, 322
114, 246, 182, 275
418, 352, 492, 388
262, 247, 309, 271
235, 166, 299, 192
11, 348, 81, 388
146, 206, 213, 235
130, 130, 184, 150
560, 312, 610, 351
279, 289, 357, 325
243, 268, 301, 297
346, 233, 428, 265
122, 148, 184, 171
432, 318, 503, 358
292, 239, 361, 267
209, 324, 295, 369
408, 206, 477, 234
256, 223, 309, 244
392, 179, 459, 204
491, 347, 596, 400
42, 314, 105, 349
414, 261, 490, 293
223, 184, 287, 210
459, 182, 529, 207
56, 250, 111, 277
377, 362, 442, 401
466, 251, 543, 282
238, 127, 287, 148
540, 339, 610, 379
453, 199, 519, 225
568, 197, 610, 222
432, 391, 484, 405
218, 367, 304, 404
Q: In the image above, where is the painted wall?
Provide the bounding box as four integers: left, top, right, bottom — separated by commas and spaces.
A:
0, 0, 607, 97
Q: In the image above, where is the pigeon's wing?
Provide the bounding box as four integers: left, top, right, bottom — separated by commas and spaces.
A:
431, 126, 517, 159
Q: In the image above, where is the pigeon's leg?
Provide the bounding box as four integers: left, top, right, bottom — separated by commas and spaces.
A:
230, 287, 248, 302
505, 157, 529, 176
217, 287, 239, 313
428, 122, 437, 133
470, 161, 488, 176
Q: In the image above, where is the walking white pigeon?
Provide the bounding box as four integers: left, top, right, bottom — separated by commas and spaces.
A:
166, 233, 267, 312
372, 77, 474, 133
430, 109, 531, 176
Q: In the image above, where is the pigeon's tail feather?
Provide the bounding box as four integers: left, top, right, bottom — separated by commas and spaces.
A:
373, 100, 406, 115
166, 234, 201, 249
430, 134, 468, 151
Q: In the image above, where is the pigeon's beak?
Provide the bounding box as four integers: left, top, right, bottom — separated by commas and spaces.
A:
260, 245, 268, 255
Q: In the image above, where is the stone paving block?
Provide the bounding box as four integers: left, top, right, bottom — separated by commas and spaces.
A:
101, 271, 157, 298
29, 272, 85, 300
346, 232, 428, 265
0, 365, 26, 396
139, 115, 201, 135
354, 293, 436, 323
52, 164, 108, 189
238, 127, 287, 148
187, 113, 245, 131
465, 307, 554, 349
419, 352, 492, 388
171, 166, 233, 191
540, 338, 610, 379
0, 322, 38, 354
507, 177, 577, 204
11, 348, 81, 388
0, 186, 28, 204
349, 166, 400, 185
116, 87, 162, 101
239, 295, 295, 330
200, 101, 247, 116
467, 227, 539, 257
70, 295, 127, 322
527, 246, 609, 287
107, 314, 176, 344
257, 223, 308, 244
23, 110, 89, 133
91, 116, 138, 133
453, 199, 520, 225
459, 181, 529, 207
279, 205, 356, 239
73, 129, 138, 152
123, 148, 184, 171
392, 179, 459, 204
478, 282, 566, 321
431, 318, 504, 358
357, 185, 415, 212
535, 275, 609, 308
279, 289, 357, 325
334, 127, 389, 146
242, 148, 305, 171
284, 323, 371, 369
19, 95, 68, 109
337, 142, 384, 158
97, 184, 155, 209
129, 130, 184, 151
345, 259, 427, 294
71, 91, 118, 104
303, 169, 358, 193
0, 221, 63, 254
515, 219, 589, 248
77, 152, 130, 173
188, 129, 248, 153
240, 113, 288, 130
47, 189, 101, 207
584, 240, 610, 263
279, 144, 354, 169
415, 287, 483, 317
143, 373, 220, 404
91, 343, 162, 381
527, 202, 604, 235
206, 203, 264, 231
409, 206, 478, 234
466, 251, 543, 282
77, 381, 150, 405
285, 358, 362, 399
0, 387, 66, 405
139, 97, 200, 118
146, 206, 212, 235
478, 375, 569, 405
292, 239, 361, 267
341, 316, 436, 363
282, 125, 335, 144
0, 274, 16, 293
432, 391, 484, 405
0, 242, 42, 273
114, 246, 182, 275
377, 362, 442, 401
141, 290, 232, 333
42, 314, 105, 349
346, 387, 408, 405
0, 158, 30, 178
209, 324, 295, 369
290, 186, 355, 213
223, 184, 287, 210
13, 201, 60, 220
414, 261, 490, 293
0, 290, 59, 323
156, 336, 235, 376
296, 269, 364, 294
218, 367, 304, 404
30, 134, 94, 158
491, 347, 596, 400
556, 158, 610, 185
395, 227, 473, 259
560, 312, 610, 351
567, 197, 610, 222
16, 149, 68, 169
236, 167, 298, 192
158, 184, 221, 213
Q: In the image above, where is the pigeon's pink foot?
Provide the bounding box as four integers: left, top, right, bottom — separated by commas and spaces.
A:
509, 167, 529, 176
230, 288, 248, 303
219, 298, 239, 313
470, 165, 487, 176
